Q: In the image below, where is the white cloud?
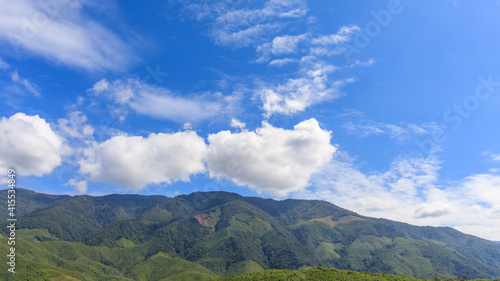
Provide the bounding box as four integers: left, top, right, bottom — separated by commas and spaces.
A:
180, 0, 367, 117
0, 57, 9, 69
207, 118, 335, 196
251, 24, 364, 117
268, 58, 297, 67
79, 131, 207, 191
344, 121, 407, 139
415, 202, 452, 218
57, 111, 94, 139
257, 34, 307, 62
90, 78, 110, 92
258, 25, 358, 63
0, 0, 133, 71
181, 0, 308, 48
230, 118, 246, 130
11, 70, 40, 96
306, 154, 441, 214
312, 25, 360, 45
0, 113, 66, 176
461, 173, 500, 206
182, 122, 193, 130
294, 150, 500, 241
214, 23, 281, 48
341, 110, 444, 141
260, 72, 352, 117
483, 151, 500, 162
89, 79, 227, 123
66, 178, 88, 194
271, 34, 307, 54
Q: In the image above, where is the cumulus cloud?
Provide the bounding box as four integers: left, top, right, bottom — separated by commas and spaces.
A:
0, 113, 66, 176
79, 131, 207, 191
206, 118, 335, 196
0, 0, 133, 71
89, 78, 226, 123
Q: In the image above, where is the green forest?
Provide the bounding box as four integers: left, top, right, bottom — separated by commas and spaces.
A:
1, 189, 500, 281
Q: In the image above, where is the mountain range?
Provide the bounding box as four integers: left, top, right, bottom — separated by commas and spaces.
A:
1, 188, 499, 281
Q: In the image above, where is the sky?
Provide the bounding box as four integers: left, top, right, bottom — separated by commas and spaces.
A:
0, 0, 500, 241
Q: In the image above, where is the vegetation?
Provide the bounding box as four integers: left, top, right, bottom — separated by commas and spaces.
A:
1, 188, 500, 280
218, 267, 430, 281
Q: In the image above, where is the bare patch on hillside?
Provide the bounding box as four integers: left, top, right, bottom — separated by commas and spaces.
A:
50, 275, 80, 281
194, 208, 221, 231
309, 215, 365, 227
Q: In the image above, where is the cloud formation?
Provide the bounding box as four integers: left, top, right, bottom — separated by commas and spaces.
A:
66, 178, 88, 194
207, 118, 335, 196
11, 70, 40, 97
0, 113, 66, 176
89, 79, 226, 123
182, 0, 308, 47
340, 110, 444, 141
0, 57, 9, 69
295, 151, 500, 241
259, 64, 353, 116
0, 0, 133, 71
178, 0, 369, 117
79, 131, 207, 191
255, 25, 363, 117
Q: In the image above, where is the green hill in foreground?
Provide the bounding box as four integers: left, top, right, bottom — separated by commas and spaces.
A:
218, 267, 500, 281
1, 189, 500, 280
218, 266, 425, 281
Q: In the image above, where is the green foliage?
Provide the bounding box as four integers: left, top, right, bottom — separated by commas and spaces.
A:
225, 261, 265, 276
4, 188, 500, 280
128, 252, 218, 281
17, 228, 58, 243
218, 266, 425, 281
18, 194, 168, 241
0, 188, 68, 220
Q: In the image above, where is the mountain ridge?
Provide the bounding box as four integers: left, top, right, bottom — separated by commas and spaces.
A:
2, 188, 500, 280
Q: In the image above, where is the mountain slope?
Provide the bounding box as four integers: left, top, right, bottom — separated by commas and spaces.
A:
7, 189, 500, 279
374, 218, 500, 271
18, 193, 168, 240
0, 188, 68, 219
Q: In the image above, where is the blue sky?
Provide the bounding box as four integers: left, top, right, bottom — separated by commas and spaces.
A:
1, 0, 500, 240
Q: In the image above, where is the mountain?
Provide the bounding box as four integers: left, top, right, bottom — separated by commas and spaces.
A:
2, 189, 500, 280
0, 188, 68, 219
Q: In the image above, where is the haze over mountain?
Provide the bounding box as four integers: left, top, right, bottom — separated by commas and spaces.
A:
2, 188, 500, 280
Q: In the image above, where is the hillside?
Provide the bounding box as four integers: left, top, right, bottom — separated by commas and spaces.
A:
218, 266, 433, 281
2, 189, 500, 280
